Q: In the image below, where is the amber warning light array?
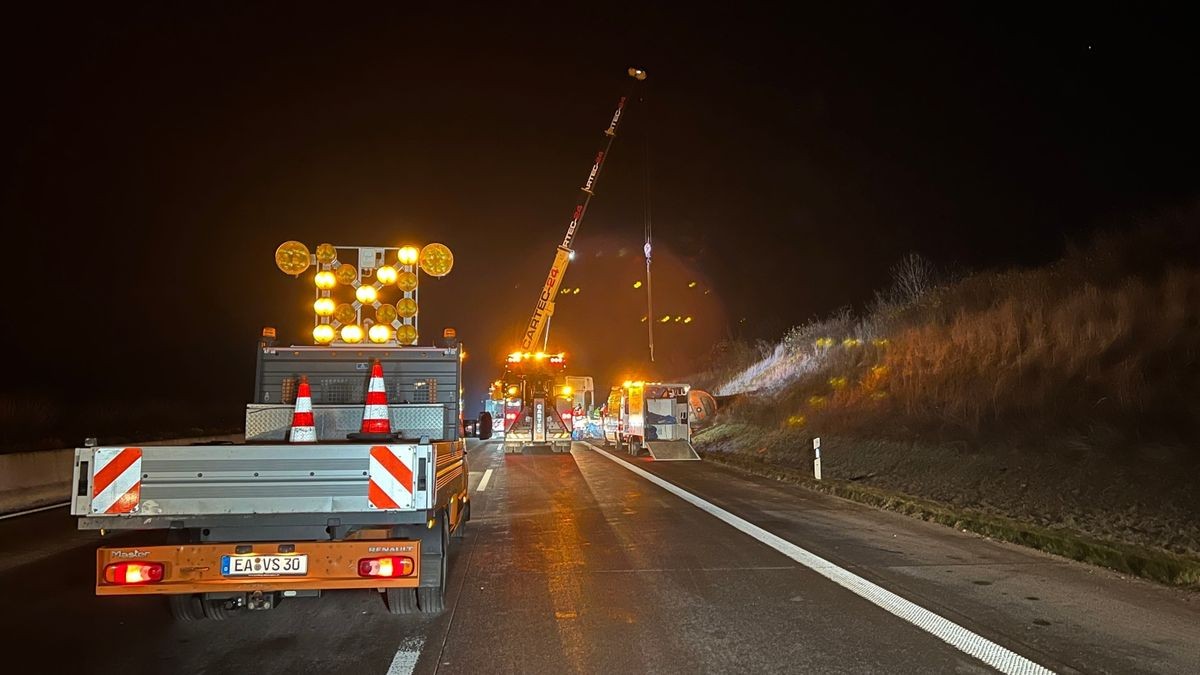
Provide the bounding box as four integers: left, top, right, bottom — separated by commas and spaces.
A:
274, 241, 454, 346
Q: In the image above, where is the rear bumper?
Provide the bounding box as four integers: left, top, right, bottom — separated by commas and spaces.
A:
503, 436, 571, 445
95, 540, 421, 596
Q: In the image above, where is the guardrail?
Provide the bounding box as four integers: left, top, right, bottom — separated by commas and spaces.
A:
0, 435, 243, 516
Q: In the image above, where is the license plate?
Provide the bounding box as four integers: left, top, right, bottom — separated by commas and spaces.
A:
220, 554, 308, 576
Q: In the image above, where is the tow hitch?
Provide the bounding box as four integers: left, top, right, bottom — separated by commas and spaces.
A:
247, 590, 274, 611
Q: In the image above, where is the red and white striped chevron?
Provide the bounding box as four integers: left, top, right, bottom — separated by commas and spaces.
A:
368, 445, 413, 509
91, 447, 142, 514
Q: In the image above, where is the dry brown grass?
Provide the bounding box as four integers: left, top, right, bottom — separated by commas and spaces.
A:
716, 216, 1200, 455
684, 338, 773, 392
692, 216, 1200, 569
873, 268, 1200, 442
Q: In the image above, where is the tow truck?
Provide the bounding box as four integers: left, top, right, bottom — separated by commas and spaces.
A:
71, 241, 469, 620
501, 351, 573, 453
500, 67, 646, 452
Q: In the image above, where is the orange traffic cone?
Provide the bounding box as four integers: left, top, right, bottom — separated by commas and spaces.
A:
289, 376, 316, 443
349, 360, 393, 439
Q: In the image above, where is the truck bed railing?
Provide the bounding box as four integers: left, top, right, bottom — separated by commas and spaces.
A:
72, 442, 450, 520
245, 404, 445, 442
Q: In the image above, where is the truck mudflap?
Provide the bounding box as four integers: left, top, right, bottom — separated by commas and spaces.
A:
95, 540, 421, 596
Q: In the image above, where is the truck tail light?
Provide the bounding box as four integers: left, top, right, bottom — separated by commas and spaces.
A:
104, 562, 165, 585
358, 556, 414, 578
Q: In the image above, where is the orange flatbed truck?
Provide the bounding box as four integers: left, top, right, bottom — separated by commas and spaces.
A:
71, 342, 469, 620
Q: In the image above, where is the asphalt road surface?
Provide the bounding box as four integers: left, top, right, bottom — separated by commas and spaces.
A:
1, 439, 1197, 674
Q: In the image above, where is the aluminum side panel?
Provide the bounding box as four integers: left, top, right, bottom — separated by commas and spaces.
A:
74, 443, 448, 518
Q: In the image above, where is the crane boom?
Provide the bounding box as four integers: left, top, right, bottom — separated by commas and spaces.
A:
519, 69, 645, 351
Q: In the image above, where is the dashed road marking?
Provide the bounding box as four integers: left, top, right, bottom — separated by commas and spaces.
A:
386, 636, 424, 675
584, 442, 1054, 675
476, 468, 493, 493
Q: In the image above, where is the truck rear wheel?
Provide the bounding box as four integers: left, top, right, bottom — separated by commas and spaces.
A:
383, 587, 418, 614
168, 594, 206, 622
417, 516, 449, 614
204, 598, 234, 620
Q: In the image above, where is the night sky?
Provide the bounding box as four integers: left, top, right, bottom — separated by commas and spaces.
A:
4, 3, 1197, 425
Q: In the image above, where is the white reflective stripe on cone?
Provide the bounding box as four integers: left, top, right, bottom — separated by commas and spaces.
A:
294, 398, 312, 413
368, 377, 386, 393
290, 426, 317, 442
362, 404, 389, 420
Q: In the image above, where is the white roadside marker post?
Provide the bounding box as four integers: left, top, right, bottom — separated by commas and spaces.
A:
813, 437, 822, 480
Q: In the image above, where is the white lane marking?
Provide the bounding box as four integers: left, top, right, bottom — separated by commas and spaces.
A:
584, 442, 1054, 675
475, 468, 494, 492
386, 635, 425, 675
0, 502, 69, 520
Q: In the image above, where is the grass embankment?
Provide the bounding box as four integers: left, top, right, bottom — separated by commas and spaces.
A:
688, 218, 1200, 586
